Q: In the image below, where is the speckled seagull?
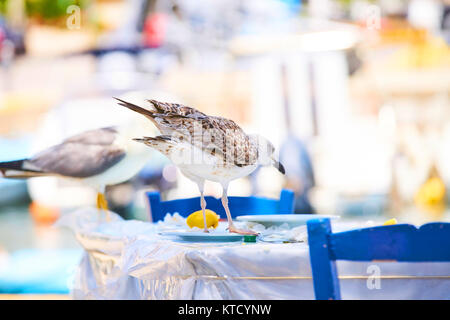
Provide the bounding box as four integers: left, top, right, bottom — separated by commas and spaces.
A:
115, 98, 285, 235
0, 125, 155, 221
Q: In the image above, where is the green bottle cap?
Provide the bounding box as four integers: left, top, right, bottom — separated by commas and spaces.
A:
244, 235, 257, 242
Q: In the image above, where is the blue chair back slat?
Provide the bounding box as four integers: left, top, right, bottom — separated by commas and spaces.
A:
279, 189, 295, 214
307, 218, 341, 300
330, 223, 450, 262
227, 197, 278, 215
307, 218, 450, 300
147, 192, 163, 222
146, 189, 295, 222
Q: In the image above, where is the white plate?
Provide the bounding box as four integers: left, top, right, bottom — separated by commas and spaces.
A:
160, 231, 247, 242
236, 214, 339, 228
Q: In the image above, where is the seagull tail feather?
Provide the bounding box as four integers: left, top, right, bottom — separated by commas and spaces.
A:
133, 135, 172, 144
113, 97, 163, 130
133, 136, 174, 155
113, 97, 155, 118
0, 159, 47, 179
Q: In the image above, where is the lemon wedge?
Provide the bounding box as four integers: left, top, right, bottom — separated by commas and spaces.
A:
186, 209, 220, 229
382, 218, 397, 226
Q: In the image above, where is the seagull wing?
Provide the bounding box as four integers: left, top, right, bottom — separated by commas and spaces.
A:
155, 113, 255, 166
63, 126, 118, 145
147, 99, 206, 118
2, 127, 126, 179
116, 98, 257, 167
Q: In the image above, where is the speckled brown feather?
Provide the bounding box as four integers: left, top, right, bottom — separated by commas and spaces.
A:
117, 98, 257, 167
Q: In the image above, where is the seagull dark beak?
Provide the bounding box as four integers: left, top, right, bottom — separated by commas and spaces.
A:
272, 159, 285, 175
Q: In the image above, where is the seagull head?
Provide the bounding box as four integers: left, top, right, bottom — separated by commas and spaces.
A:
250, 134, 285, 175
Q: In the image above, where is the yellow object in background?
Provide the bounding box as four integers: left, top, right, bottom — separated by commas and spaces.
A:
414, 170, 446, 219
387, 32, 450, 69
382, 218, 397, 226
186, 209, 220, 229
415, 177, 446, 207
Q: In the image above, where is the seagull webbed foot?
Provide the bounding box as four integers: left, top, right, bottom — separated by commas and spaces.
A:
227, 225, 259, 236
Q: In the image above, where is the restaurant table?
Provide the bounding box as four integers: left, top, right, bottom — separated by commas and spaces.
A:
60, 209, 450, 300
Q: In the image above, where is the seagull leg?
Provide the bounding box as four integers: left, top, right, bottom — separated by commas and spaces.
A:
96, 185, 110, 222
96, 192, 103, 221
197, 181, 209, 233
99, 193, 110, 222
221, 184, 258, 236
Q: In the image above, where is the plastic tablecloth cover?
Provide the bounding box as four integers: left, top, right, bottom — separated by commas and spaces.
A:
56, 209, 450, 300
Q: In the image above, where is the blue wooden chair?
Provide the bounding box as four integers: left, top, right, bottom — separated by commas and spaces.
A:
146, 189, 295, 222
307, 218, 450, 300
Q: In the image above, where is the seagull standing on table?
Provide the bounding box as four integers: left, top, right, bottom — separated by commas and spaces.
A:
0, 123, 156, 221
115, 98, 285, 235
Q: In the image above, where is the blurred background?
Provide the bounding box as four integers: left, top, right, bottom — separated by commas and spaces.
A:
0, 0, 449, 295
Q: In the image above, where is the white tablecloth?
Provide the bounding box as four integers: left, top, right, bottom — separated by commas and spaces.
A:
58, 209, 450, 300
